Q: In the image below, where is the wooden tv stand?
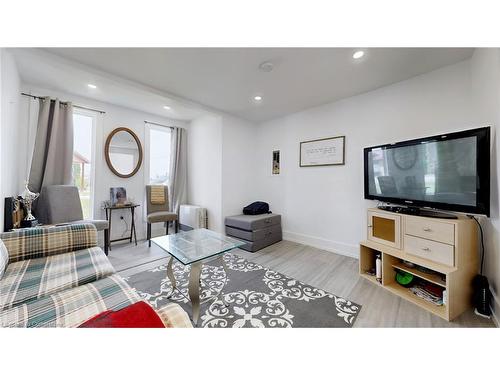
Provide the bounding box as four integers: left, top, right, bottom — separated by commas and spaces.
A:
359, 208, 478, 321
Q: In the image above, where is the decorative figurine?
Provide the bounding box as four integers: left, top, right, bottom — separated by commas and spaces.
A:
19, 182, 40, 228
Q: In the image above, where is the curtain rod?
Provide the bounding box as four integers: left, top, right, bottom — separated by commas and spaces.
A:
144, 120, 175, 129
21, 93, 106, 114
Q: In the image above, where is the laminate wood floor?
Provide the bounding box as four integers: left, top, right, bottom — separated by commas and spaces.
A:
109, 239, 495, 328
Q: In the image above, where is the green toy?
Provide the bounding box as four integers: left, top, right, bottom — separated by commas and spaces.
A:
396, 271, 414, 287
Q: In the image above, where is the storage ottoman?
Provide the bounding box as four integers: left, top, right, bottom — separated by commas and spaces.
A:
225, 213, 282, 252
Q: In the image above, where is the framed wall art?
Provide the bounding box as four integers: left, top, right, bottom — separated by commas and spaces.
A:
299, 136, 345, 167
272, 150, 280, 174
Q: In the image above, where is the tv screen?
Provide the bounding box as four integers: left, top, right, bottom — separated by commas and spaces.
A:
364, 127, 490, 216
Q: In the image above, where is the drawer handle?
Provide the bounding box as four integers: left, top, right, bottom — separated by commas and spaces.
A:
422, 247, 431, 252
423, 228, 432, 232
265, 219, 271, 223
367, 225, 373, 228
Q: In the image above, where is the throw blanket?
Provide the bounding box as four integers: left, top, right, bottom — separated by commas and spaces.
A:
78, 301, 165, 328
150, 186, 166, 205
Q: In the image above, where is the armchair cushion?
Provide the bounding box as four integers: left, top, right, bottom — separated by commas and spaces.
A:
0, 223, 97, 263
0, 246, 114, 311
72, 219, 109, 231
156, 303, 193, 328
0, 274, 141, 328
0, 240, 8, 279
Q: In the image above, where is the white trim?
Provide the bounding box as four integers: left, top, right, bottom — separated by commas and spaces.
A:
283, 231, 359, 259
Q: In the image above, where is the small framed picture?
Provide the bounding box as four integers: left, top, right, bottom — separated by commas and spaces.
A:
272, 150, 280, 174
300, 136, 345, 167
110, 187, 127, 206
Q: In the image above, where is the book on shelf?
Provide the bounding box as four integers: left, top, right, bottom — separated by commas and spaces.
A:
409, 281, 444, 306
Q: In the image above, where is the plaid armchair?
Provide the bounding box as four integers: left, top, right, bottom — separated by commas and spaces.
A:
0, 224, 191, 328
1, 223, 97, 263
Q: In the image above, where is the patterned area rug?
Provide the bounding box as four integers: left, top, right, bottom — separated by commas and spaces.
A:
125, 253, 361, 328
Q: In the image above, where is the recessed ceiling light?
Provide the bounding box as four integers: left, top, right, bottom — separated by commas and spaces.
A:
163, 105, 171, 110
254, 95, 263, 102
258, 61, 274, 72
352, 50, 365, 59
87, 83, 97, 89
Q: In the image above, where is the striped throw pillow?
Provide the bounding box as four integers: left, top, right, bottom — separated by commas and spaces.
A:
0, 239, 8, 279
150, 186, 166, 205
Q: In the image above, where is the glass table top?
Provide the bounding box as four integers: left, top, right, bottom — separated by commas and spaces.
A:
151, 228, 246, 265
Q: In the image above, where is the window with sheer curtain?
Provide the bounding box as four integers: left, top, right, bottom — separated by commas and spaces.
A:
71, 110, 96, 219
147, 124, 172, 185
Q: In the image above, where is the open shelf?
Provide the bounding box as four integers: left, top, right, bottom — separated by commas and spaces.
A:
359, 245, 382, 285
392, 263, 446, 288
384, 282, 447, 318
360, 273, 381, 286
362, 241, 448, 320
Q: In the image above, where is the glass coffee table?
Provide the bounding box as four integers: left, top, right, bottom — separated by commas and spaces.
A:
151, 228, 246, 325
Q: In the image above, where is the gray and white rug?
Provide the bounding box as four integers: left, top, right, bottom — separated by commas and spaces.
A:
125, 253, 361, 328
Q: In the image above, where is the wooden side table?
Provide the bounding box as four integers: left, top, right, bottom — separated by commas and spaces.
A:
104, 204, 140, 250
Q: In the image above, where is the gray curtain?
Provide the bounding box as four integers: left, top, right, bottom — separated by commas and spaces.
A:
28, 98, 74, 222
168, 127, 187, 214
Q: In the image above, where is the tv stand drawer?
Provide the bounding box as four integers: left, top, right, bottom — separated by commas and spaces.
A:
404, 235, 455, 267
405, 216, 455, 245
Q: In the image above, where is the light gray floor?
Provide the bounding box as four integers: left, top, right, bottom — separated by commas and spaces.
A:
109, 239, 495, 328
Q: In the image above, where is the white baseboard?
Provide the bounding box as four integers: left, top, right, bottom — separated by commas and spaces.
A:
283, 231, 359, 259
491, 287, 499, 327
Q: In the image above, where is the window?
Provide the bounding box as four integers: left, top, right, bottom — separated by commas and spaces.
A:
147, 124, 172, 184
72, 111, 96, 219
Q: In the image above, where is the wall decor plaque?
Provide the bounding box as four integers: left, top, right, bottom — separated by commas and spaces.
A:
300, 136, 345, 167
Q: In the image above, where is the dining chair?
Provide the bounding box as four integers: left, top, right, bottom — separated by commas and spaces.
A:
146, 185, 178, 247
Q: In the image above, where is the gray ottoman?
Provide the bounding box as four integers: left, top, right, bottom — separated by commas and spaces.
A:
225, 213, 282, 252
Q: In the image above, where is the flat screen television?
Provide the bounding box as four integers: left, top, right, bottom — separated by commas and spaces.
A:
364, 127, 490, 217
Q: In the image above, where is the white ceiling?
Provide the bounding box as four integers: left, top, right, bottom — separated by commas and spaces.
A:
42, 48, 474, 122
10, 49, 207, 121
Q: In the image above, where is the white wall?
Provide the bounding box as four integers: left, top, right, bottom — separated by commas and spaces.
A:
221, 114, 258, 221
19, 84, 188, 242
255, 60, 476, 258
187, 114, 223, 232
187, 113, 258, 232
470, 48, 500, 323
0, 50, 22, 231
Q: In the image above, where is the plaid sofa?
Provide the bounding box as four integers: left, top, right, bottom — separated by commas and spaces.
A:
0, 224, 191, 328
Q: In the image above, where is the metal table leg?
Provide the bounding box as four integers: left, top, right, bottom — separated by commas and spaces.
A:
165, 254, 231, 326
188, 262, 202, 325
106, 208, 112, 252
220, 256, 230, 307
166, 256, 177, 298
131, 206, 137, 245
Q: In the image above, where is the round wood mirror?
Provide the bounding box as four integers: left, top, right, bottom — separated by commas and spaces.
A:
105, 127, 143, 178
